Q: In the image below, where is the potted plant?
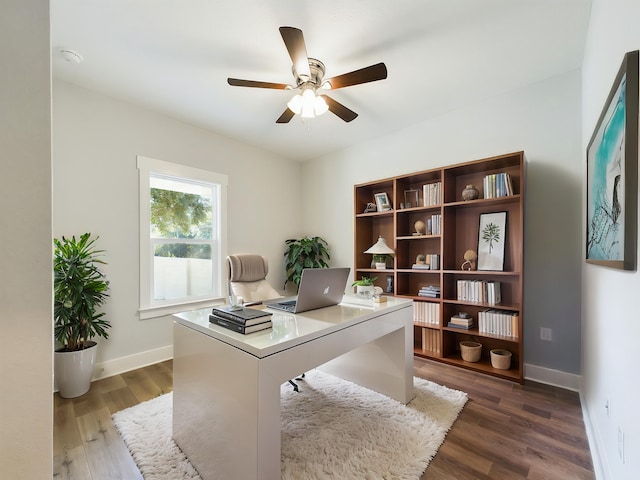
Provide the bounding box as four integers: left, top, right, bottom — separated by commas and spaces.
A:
284, 236, 330, 290
54, 233, 110, 398
351, 275, 377, 297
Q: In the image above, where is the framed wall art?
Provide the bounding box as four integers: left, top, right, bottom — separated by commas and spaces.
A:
586, 50, 639, 270
477, 212, 507, 271
374, 192, 392, 212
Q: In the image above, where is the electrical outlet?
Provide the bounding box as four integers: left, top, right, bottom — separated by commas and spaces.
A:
540, 327, 552, 341
618, 426, 624, 463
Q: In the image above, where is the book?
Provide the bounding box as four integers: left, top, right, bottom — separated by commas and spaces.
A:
412, 264, 431, 269
209, 314, 272, 334
449, 316, 473, 326
211, 305, 272, 326
447, 322, 474, 330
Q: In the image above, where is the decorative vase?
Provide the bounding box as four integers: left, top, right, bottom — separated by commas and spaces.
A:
386, 275, 394, 293
462, 184, 479, 201
54, 341, 97, 398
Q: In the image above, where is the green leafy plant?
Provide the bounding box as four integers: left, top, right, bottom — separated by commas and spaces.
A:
54, 233, 110, 352
284, 236, 330, 289
351, 276, 377, 287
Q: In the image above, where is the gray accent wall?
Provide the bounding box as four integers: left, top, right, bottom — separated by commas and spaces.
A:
302, 70, 584, 375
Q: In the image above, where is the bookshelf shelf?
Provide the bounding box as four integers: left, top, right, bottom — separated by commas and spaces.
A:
354, 151, 525, 383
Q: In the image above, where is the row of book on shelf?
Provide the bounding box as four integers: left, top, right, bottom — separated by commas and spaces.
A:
456, 280, 501, 305
483, 172, 514, 198
422, 181, 442, 206
413, 301, 440, 325
478, 309, 519, 338
419, 328, 441, 354
209, 304, 272, 334
427, 214, 442, 235
412, 254, 440, 271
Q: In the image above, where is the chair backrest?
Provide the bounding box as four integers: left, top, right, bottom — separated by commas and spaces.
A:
227, 254, 281, 302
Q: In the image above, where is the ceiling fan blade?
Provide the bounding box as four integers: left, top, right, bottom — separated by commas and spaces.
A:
279, 26, 311, 80
227, 78, 289, 89
276, 108, 295, 124
320, 95, 358, 122
324, 62, 388, 90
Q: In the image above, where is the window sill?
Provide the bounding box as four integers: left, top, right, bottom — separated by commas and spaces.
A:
139, 297, 225, 320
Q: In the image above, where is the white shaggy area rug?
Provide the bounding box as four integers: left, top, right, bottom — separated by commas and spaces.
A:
112, 370, 467, 480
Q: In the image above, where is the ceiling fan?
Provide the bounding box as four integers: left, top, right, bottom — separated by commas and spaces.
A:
227, 26, 388, 123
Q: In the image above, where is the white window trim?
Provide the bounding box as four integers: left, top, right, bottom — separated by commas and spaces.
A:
137, 155, 228, 319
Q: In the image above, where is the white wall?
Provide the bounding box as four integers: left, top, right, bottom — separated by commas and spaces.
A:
581, 1, 640, 478
53, 80, 302, 371
0, 1, 53, 478
303, 70, 584, 377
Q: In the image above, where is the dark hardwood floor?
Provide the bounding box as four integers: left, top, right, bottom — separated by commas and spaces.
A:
53, 358, 594, 479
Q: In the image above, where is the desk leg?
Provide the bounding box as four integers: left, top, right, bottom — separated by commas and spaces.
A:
317, 308, 414, 404
173, 323, 281, 480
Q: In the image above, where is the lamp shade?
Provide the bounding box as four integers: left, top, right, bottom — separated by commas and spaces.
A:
364, 236, 395, 255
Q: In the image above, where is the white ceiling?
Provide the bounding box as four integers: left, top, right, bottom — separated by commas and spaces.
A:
51, 0, 592, 162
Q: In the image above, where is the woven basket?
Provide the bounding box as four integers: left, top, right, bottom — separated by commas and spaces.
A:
490, 349, 512, 370
459, 341, 482, 362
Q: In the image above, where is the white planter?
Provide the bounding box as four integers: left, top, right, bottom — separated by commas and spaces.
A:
55, 341, 97, 398
355, 285, 374, 298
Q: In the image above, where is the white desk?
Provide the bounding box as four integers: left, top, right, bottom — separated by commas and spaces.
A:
172, 297, 414, 480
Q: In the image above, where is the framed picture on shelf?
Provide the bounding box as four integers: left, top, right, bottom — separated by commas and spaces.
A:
404, 189, 419, 208
374, 192, 392, 211
477, 212, 507, 271
586, 50, 638, 270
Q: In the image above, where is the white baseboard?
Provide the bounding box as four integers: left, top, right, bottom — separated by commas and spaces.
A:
579, 391, 607, 480
524, 362, 582, 392
92, 344, 174, 381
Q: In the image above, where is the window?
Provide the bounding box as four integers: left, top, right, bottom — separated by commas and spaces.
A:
138, 156, 227, 319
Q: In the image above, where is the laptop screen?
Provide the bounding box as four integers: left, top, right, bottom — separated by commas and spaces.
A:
268, 267, 350, 313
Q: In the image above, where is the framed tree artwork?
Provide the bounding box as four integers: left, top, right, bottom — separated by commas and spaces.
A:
586, 50, 638, 270
477, 212, 507, 271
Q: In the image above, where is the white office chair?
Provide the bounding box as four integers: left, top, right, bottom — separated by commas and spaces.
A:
227, 254, 281, 303
226, 254, 304, 391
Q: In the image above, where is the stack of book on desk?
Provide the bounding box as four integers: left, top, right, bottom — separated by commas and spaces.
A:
209, 305, 273, 334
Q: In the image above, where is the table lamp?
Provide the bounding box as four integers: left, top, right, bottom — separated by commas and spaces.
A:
364, 236, 395, 269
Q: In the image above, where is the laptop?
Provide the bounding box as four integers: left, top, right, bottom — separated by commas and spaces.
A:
266, 267, 350, 314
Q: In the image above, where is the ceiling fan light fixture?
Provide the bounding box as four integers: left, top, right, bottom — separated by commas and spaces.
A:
314, 95, 328, 115
300, 89, 316, 118
227, 27, 387, 123
287, 94, 303, 114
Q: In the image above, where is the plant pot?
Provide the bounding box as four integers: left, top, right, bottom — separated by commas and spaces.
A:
459, 341, 482, 362
356, 285, 374, 298
490, 349, 512, 370
55, 341, 97, 398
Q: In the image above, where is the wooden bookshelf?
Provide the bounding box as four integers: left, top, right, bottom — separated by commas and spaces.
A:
354, 151, 525, 383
